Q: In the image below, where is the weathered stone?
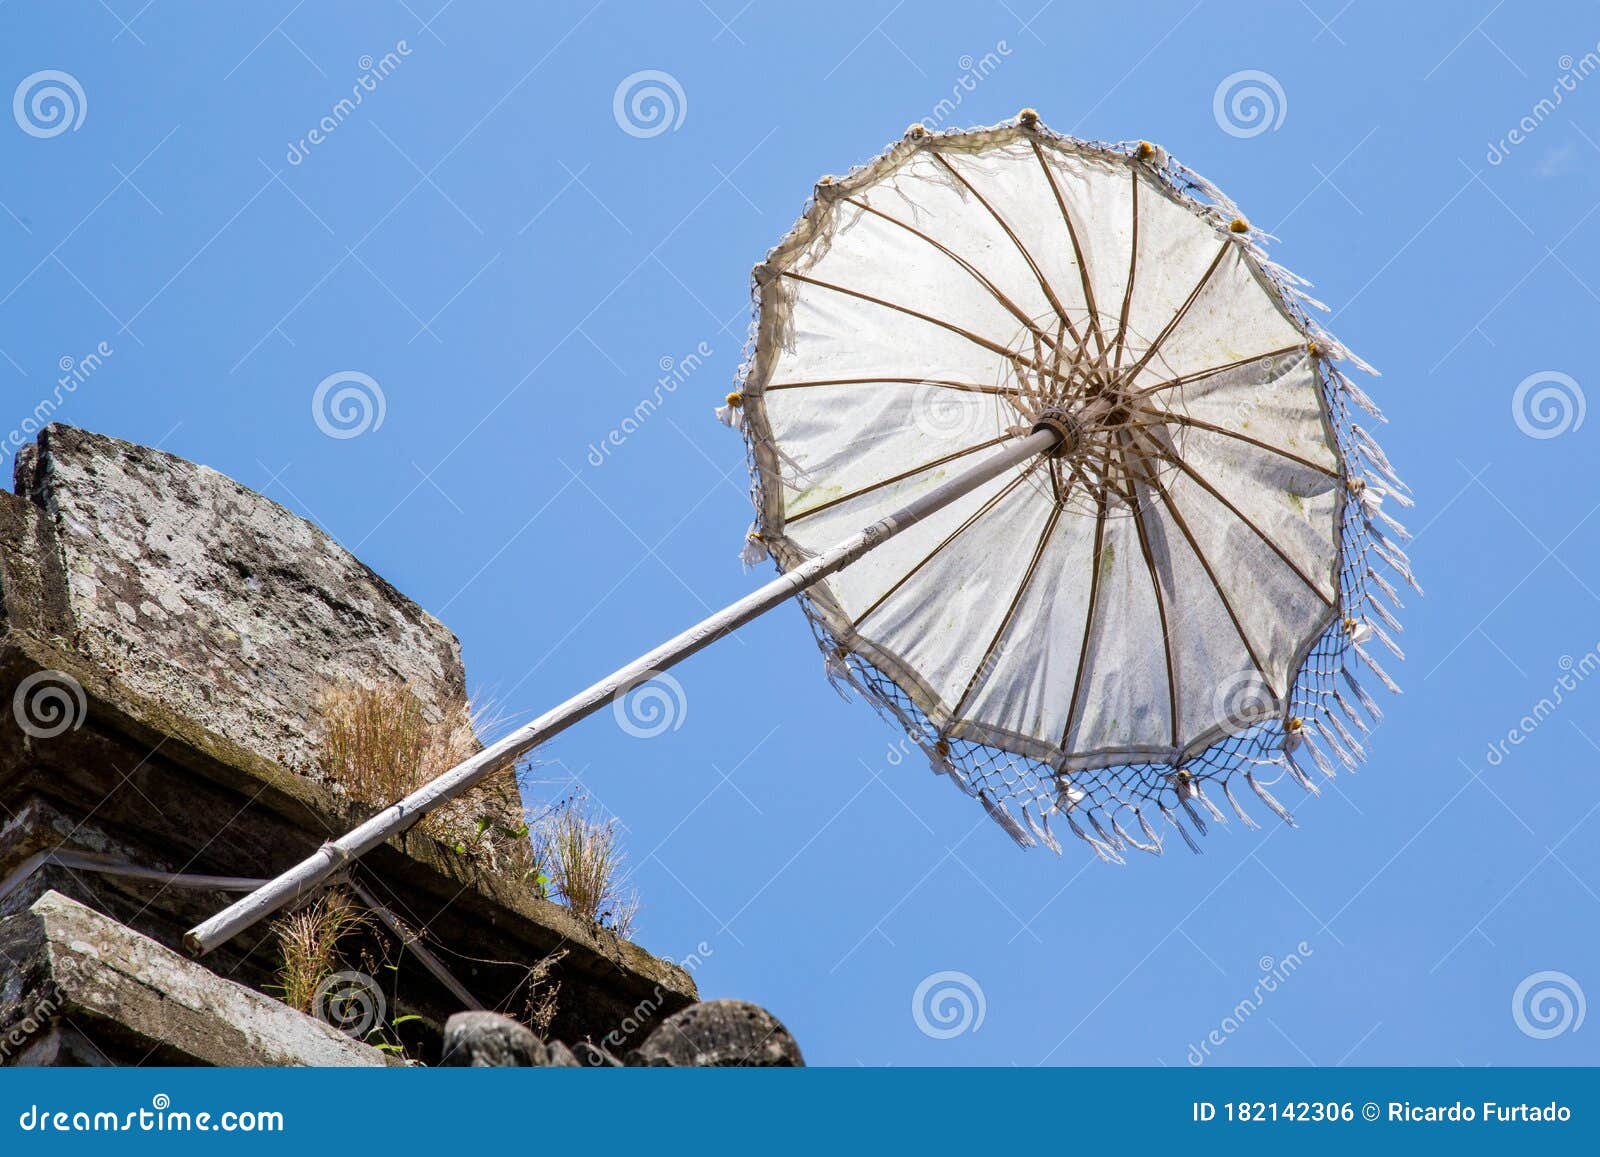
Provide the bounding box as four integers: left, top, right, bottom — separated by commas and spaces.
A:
0, 890, 389, 1066
11, 425, 481, 783
440, 1011, 545, 1067
0, 425, 700, 1059
568, 1039, 623, 1067
542, 1040, 581, 1067
632, 999, 805, 1067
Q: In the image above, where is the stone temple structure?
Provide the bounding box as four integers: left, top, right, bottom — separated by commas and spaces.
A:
0, 424, 800, 1067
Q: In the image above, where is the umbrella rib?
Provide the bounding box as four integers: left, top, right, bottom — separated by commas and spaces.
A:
930, 152, 1072, 327
853, 463, 1042, 627
1029, 140, 1106, 357
1129, 344, 1304, 401
766, 376, 1019, 397
1119, 239, 1232, 384
1135, 464, 1272, 693
1159, 412, 1338, 478
1112, 168, 1139, 370
1060, 490, 1110, 752
949, 502, 1065, 722
780, 271, 1049, 375
787, 434, 1011, 525
1130, 428, 1336, 609
1114, 432, 1179, 748
845, 197, 1060, 353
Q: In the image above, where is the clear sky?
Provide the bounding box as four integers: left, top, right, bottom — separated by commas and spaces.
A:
3, 1, 1598, 1067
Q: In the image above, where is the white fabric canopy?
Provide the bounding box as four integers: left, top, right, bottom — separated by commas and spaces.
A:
732, 119, 1410, 856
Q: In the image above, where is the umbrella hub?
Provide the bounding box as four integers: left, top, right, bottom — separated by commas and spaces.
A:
1003, 318, 1178, 516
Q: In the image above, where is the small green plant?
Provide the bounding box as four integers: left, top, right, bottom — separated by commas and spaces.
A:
269, 889, 368, 1014
536, 800, 638, 937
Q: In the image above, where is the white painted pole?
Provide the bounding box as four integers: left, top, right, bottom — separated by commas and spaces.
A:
185, 427, 1060, 956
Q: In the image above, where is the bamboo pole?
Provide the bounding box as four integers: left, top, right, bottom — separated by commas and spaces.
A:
185, 426, 1061, 956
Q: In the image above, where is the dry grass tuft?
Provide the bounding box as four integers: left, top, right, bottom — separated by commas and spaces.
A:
537, 800, 638, 937
315, 681, 534, 879
271, 889, 368, 1014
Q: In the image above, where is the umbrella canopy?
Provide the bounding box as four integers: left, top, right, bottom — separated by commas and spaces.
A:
729, 114, 1414, 859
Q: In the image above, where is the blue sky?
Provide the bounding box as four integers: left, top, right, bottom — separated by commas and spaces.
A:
3, 0, 1599, 1067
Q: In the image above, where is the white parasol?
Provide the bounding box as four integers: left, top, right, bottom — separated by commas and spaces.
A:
188, 112, 1412, 954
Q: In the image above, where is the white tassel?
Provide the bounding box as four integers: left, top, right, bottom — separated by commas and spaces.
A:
1057, 779, 1087, 811
1312, 717, 1357, 771
1343, 667, 1384, 724
1066, 812, 1117, 863
1113, 814, 1162, 855
1302, 726, 1338, 779
1369, 595, 1402, 632
1282, 748, 1321, 795
1088, 810, 1123, 853
1181, 798, 1209, 836
980, 792, 1036, 848
1160, 803, 1203, 854
1355, 644, 1403, 694
1369, 620, 1405, 661
1371, 537, 1423, 595
1137, 806, 1164, 850
1222, 778, 1260, 830
1366, 565, 1404, 608
1323, 706, 1365, 759
1023, 804, 1061, 855
1332, 687, 1370, 736
1246, 770, 1297, 827
1352, 424, 1398, 476
823, 647, 855, 701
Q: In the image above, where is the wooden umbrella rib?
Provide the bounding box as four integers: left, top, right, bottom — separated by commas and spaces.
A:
1131, 427, 1336, 609
765, 376, 1018, 397
1115, 432, 1179, 747
1161, 412, 1337, 478
1129, 344, 1304, 401
1112, 169, 1139, 370
949, 502, 1066, 721
1133, 458, 1272, 692
845, 197, 1060, 354
780, 271, 1050, 376
854, 463, 1042, 627
1060, 491, 1110, 751
1119, 239, 1232, 384
788, 434, 1010, 525
1029, 140, 1106, 358
930, 152, 1072, 326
